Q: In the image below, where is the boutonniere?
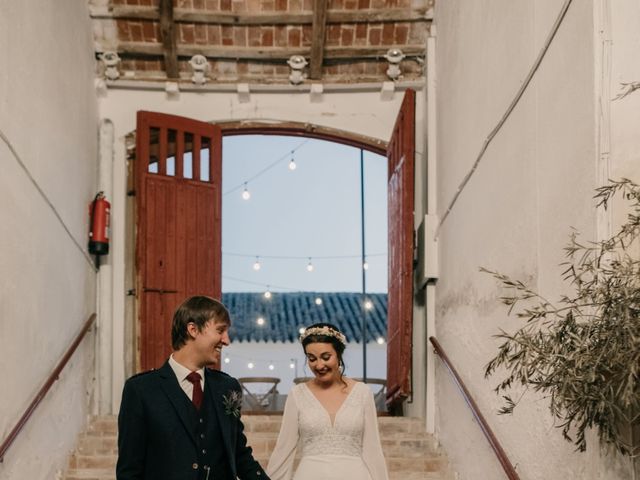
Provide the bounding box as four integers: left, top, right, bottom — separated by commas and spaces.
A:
222, 390, 242, 418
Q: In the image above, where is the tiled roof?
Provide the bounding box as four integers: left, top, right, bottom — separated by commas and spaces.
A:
222, 292, 387, 343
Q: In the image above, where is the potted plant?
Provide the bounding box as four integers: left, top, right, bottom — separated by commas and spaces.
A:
482, 179, 639, 456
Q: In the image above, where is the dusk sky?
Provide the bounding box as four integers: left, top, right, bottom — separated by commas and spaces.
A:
221, 135, 388, 294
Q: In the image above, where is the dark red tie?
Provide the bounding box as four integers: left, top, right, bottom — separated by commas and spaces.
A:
186, 371, 203, 410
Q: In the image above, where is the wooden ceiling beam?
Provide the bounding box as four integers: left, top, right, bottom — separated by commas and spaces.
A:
159, 0, 178, 79
309, 0, 328, 79
91, 6, 432, 25
115, 42, 426, 61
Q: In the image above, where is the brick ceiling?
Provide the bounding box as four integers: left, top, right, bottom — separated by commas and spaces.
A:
89, 0, 434, 85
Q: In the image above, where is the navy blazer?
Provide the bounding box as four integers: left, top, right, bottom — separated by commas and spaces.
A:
116, 361, 268, 480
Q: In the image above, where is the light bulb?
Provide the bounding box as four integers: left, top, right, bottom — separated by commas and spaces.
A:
288, 159, 297, 170
376, 337, 385, 345
242, 183, 250, 200
363, 261, 369, 270
256, 317, 265, 326
268, 363, 275, 371
224, 357, 230, 364
289, 362, 295, 369
315, 297, 323, 305
298, 327, 306, 335
364, 300, 373, 310
247, 362, 254, 369
306, 258, 314, 272
253, 257, 261, 271
264, 290, 272, 299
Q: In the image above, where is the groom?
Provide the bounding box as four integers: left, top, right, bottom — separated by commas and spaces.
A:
116, 295, 269, 480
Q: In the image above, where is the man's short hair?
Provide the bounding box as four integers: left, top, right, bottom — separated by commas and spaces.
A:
171, 296, 230, 350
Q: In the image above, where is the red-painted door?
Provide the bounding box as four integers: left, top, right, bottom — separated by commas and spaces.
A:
386, 90, 415, 412
136, 111, 222, 371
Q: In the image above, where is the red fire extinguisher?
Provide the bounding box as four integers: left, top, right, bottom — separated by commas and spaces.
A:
88, 192, 110, 258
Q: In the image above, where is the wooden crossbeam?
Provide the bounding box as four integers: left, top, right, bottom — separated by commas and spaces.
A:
159, 0, 178, 79
90, 6, 433, 25
114, 42, 426, 61
309, 0, 328, 79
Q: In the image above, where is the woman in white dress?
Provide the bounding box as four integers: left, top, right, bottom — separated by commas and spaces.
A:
266, 323, 389, 480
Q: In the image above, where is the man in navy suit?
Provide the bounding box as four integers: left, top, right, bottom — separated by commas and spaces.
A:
116, 296, 269, 480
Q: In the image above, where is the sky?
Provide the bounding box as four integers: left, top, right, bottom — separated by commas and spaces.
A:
221, 135, 388, 294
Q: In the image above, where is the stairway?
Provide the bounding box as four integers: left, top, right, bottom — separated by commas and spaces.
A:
63, 415, 454, 480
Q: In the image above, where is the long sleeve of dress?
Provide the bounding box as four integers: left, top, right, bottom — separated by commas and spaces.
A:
266, 390, 300, 480
361, 390, 389, 480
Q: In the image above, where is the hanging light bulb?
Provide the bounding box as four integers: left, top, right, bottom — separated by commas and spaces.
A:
253, 256, 261, 271
364, 299, 373, 310
315, 297, 323, 305
242, 183, 251, 200
306, 258, 314, 272
288, 151, 297, 171
247, 362, 255, 369
264, 288, 272, 299
363, 260, 369, 270
376, 337, 385, 345
298, 327, 306, 335
268, 363, 275, 371
224, 356, 231, 364
289, 361, 296, 369
256, 316, 265, 326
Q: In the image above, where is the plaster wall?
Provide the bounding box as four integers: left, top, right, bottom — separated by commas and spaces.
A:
433, 0, 633, 478
0, 1, 99, 479
98, 86, 426, 412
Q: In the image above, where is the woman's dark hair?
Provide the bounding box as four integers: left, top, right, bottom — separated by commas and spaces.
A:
301, 322, 347, 384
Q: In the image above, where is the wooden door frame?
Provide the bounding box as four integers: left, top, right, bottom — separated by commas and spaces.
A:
126, 120, 393, 374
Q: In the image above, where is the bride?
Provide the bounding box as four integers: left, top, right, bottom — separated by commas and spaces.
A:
266, 323, 389, 480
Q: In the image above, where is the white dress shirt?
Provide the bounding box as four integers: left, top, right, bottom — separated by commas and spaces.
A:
169, 354, 205, 402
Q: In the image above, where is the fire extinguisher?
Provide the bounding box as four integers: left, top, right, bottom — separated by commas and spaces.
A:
88, 192, 110, 260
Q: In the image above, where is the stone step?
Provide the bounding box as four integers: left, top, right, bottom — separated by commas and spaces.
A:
62, 415, 454, 480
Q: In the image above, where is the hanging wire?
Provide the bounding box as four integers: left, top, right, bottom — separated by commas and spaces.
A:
224, 139, 309, 196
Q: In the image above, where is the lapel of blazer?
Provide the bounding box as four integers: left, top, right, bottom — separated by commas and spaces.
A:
205, 370, 234, 459
158, 361, 198, 447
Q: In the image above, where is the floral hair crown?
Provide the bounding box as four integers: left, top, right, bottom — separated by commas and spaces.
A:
299, 326, 347, 346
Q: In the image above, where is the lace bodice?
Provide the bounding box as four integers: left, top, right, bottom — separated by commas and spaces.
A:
296, 381, 366, 456
266, 381, 389, 480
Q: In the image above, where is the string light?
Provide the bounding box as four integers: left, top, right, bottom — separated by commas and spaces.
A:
306, 258, 314, 272
288, 151, 297, 171
256, 316, 266, 326
268, 363, 275, 371
242, 183, 251, 200
253, 257, 261, 271
264, 288, 272, 299
364, 299, 374, 310
224, 356, 230, 364
314, 297, 323, 305
224, 139, 309, 196
247, 362, 255, 369
363, 261, 369, 270
376, 337, 385, 345
289, 361, 296, 369
298, 327, 306, 335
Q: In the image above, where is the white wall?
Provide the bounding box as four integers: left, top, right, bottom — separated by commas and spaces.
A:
0, 1, 98, 479
433, 0, 636, 479
99, 85, 426, 411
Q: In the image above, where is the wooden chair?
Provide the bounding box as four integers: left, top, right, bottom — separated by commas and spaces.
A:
238, 377, 281, 411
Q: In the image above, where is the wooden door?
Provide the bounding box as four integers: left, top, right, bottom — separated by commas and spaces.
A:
136, 111, 222, 371
386, 90, 415, 411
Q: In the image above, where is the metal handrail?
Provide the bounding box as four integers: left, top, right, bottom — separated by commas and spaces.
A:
0, 313, 96, 462
429, 336, 520, 480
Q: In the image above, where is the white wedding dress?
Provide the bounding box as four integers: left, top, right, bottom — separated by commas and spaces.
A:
266, 382, 389, 480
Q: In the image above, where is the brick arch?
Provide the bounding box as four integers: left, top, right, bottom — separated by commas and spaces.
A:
216, 120, 388, 155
